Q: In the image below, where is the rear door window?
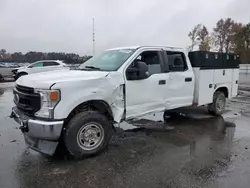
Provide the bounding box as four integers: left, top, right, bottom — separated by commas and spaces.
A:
31, 62, 44, 67
165, 51, 187, 72
43, 61, 60, 66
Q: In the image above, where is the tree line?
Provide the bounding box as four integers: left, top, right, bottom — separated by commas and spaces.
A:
0, 49, 92, 64
188, 18, 250, 64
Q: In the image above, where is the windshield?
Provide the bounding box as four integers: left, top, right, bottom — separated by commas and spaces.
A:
79, 49, 135, 71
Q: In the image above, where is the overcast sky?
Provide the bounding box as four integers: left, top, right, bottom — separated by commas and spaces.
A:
0, 0, 249, 55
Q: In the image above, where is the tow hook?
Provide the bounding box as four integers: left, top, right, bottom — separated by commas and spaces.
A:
19, 120, 29, 133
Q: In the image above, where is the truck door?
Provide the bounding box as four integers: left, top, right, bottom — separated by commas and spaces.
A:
125, 49, 169, 119
164, 51, 194, 109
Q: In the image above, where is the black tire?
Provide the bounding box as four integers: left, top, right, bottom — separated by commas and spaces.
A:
163, 111, 180, 121
63, 111, 112, 159
16, 72, 27, 80
208, 91, 226, 116
0, 74, 4, 82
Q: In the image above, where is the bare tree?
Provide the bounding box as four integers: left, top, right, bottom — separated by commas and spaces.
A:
0, 49, 6, 59
197, 26, 211, 51
213, 18, 234, 53
188, 24, 201, 51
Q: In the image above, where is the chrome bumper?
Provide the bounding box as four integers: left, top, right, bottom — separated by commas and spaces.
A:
10, 107, 64, 155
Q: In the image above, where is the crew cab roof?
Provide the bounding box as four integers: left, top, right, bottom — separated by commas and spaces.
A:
107, 46, 184, 52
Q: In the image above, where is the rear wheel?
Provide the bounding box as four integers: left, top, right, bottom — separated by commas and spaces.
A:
63, 111, 113, 159
208, 91, 226, 116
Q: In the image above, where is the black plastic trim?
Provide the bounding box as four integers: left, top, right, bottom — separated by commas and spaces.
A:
159, 80, 166, 85
188, 51, 240, 69
200, 67, 239, 70
185, 77, 192, 82
13, 87, 41, 116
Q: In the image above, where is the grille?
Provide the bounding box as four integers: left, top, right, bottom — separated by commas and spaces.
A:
14, 85, 41, 116
16, 85, 34, 94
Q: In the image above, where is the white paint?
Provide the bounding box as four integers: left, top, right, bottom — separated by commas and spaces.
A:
14, 46, 240, 124
193, 68, 239, 106
214, 69, 233, 84
16, 60, 68, 75
52, 71, 125, 122
232, 69, 239, 97
16, 69, 110, 89
125, 73, 167, 119
193, 69, 214, 105
122, 47, 194, 119
0, 67, 15, 77
166, 68, 194, 109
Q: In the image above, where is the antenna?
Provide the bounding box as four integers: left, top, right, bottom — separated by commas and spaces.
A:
92, 18, 95, 56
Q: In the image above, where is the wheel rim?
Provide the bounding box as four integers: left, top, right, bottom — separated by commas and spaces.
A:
77, 122, 104, 151
216, 95, 225, 112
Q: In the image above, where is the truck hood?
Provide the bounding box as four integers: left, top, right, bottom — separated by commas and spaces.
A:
16, 69, 110, 89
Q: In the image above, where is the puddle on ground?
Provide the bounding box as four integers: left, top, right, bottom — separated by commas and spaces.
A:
13, 113, 239, 188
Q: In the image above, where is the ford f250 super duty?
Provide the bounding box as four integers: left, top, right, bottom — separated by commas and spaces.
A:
10, 46, 240, 158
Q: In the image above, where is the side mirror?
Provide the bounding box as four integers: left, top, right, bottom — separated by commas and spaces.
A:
126, 61, 148, 80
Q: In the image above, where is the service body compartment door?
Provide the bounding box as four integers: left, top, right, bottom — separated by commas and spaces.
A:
214, 69, 233, 83
197, 69, 214, 105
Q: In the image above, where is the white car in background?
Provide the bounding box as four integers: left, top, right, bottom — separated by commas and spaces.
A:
13, 60, 69, 80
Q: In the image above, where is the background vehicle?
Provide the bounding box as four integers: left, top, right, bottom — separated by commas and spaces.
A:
10, 46, 239, 158
12, 60, 69, 80
0, 63, 20, 81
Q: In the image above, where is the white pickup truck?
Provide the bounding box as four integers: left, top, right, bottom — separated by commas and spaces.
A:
10, 46, 239, 158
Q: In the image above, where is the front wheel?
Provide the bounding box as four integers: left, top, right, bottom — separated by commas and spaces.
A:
208, 91, 226, 116
63, 111, 113, 159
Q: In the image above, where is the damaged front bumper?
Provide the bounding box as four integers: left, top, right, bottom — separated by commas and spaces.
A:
10, 107, 64, 156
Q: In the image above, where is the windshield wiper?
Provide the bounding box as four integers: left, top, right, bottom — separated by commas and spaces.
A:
84, 66, 101, 70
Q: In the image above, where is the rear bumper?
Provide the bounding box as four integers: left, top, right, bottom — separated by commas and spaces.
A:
10, 107, 64, 155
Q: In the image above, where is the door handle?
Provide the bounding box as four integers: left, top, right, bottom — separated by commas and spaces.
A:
159, 80, 166, 85
185, 77, 192, 82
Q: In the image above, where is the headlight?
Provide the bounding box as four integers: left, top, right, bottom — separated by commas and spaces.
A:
34, 89, 60, 119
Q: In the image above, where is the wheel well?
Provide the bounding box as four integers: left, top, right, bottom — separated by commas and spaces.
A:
18, 72, 28, 75
65, 100, 114, 124
216, 87, 228, 98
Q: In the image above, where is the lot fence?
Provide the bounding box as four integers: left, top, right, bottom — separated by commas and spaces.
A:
240, 64, 250, 74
